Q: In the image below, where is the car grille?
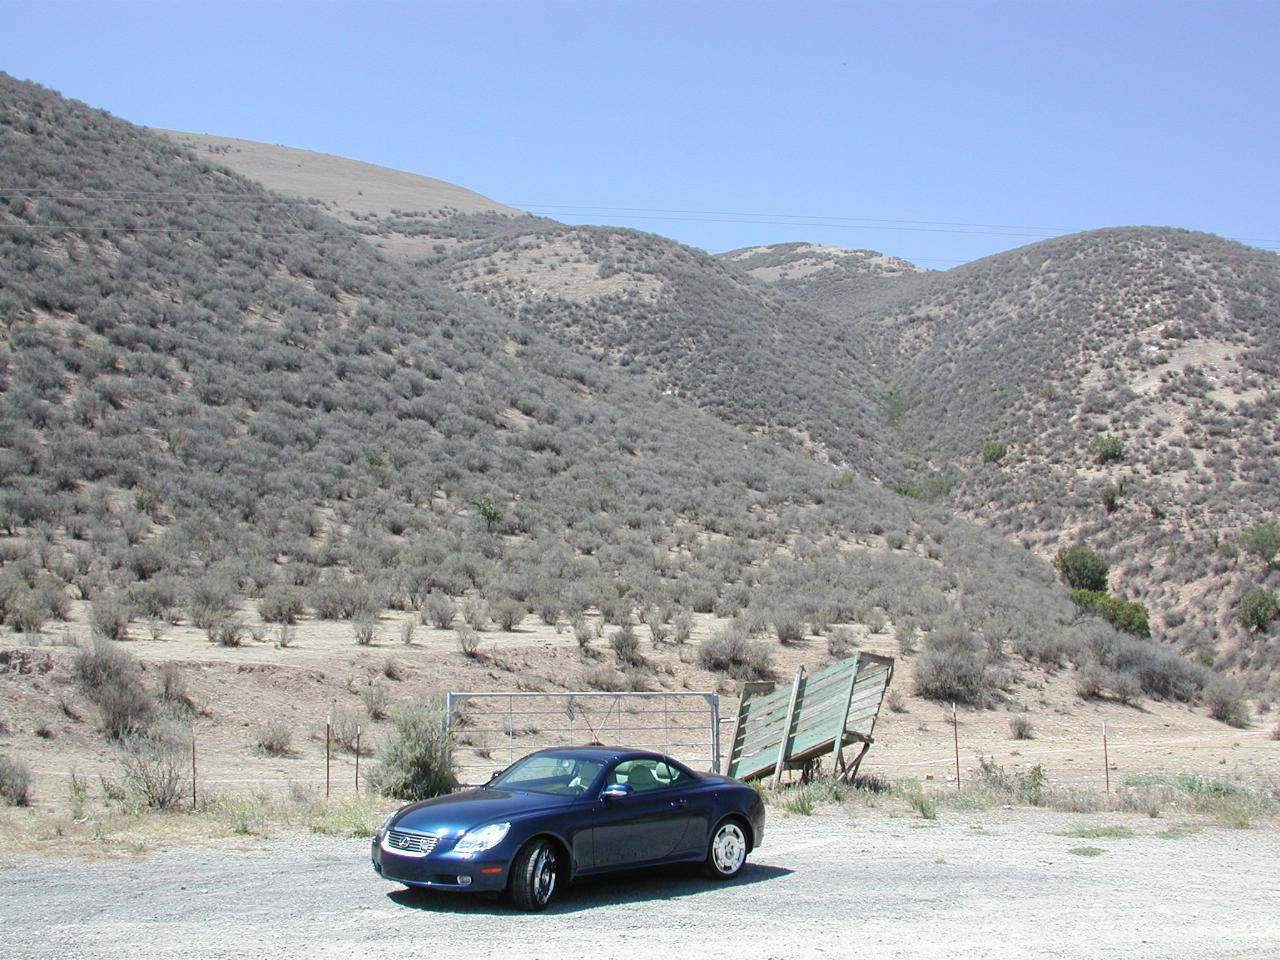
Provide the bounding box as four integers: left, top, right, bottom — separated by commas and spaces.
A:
385, 830, 439, 856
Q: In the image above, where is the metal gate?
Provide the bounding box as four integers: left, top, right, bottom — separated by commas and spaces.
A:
445, 691, 721, 785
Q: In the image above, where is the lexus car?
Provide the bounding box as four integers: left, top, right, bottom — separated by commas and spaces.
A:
371, 746, 765, 910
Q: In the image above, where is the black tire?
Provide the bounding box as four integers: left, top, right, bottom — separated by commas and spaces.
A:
703, 817, 749, 880
509, 838, 559, 911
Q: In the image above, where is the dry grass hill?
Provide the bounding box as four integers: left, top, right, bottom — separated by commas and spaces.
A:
0, 76, 1275, 820
739, 231, 1280, 690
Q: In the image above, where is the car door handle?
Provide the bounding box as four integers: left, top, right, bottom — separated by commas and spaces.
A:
670, 799, 686, 808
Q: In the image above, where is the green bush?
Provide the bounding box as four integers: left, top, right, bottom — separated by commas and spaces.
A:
1069, 590, 1151, 638
1053, 545, 1109, 592
367, 706, 456, 801
1235, 588, 1278, 632
980, 441, 1007, 464
1088, 434, 1125, 464
0, 755, 31, 806
1237, 523, 1280, 568
609, 623, 644, 667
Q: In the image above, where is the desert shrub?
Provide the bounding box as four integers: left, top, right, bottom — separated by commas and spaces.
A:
584, 664, 631, 691
1069, 590, 1151, 638
186, 577, 238, 630
353, 617, 377, 646
1053, 546, 1109, 592
572, 615, 594, 649
980, 441, 1007, 464
117, 723, 189, 810
1009, 714, 1035, 740
496, 600, 525, 632
1205, 679, 1250, 728
1088, 434, 1125, 464
914, 625, 999, 706
1237, 522, 1280, 569
455, 625, 481, 659
671, 610, 693, 645
329, 706, 366, 754
462, 598, 489, 631
310, 580, 380, 621
885, 688, 906, 713
1235, 588, 1278, 632
609, 623, 644, 667
157, 663, 194, 712
399, 621, 415, 645
90, 597, 132, 641
209, 617, 245, 647
772, 611, 805, 645
0, 755, 31, 806
367, 705, 455, 801
1099, 484, 1121, 514
538, 599, 560, 626
258, 587, 305, 625
1074, 662, 1114, 700
421, 593, 455, 630
827, 626, 855, 659
253, 719, 294, 756
7, 593, 45, 635
361, 682, 390, 720
74, 639, 155, 739
697, 624, 773, 680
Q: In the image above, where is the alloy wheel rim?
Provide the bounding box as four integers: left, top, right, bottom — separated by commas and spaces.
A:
534, 847, 557, 903
713, 824, 745, 874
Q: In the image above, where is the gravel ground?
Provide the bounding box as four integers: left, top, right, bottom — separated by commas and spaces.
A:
1, 809, 1275, 960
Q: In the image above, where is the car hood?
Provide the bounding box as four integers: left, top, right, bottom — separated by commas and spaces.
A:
390, 787, 574, 835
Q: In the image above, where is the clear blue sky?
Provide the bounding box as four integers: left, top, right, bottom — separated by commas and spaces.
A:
4, 1, 1277, 266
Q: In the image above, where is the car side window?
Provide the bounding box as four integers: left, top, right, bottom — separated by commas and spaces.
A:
607, 759, 673, 793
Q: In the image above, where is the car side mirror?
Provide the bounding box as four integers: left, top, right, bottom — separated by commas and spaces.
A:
601, 782, 633, 802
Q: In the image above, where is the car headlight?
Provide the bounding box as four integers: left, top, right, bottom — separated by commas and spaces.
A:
377, 812, 397, 838
454, 822, 511, 856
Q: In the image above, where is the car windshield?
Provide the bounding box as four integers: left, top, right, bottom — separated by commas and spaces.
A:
491, 755, 605, 796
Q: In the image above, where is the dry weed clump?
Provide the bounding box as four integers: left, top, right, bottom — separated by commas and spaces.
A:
254, 719, 294, 757
0, 755, 31, 806
74, 639, 156, 739
697, 624, 773, 680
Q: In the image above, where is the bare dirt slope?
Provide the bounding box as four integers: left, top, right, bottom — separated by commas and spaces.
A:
161, 130, 519, 222
2, 809, 1275, 960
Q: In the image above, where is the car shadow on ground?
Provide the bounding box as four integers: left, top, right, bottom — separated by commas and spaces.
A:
386, 862, 793, 915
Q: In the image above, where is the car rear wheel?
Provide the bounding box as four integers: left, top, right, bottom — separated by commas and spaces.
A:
704, 818, 748, 879
509, 838, 559, 911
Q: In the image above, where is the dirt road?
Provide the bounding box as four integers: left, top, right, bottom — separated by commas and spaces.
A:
2, 809, 1274, 960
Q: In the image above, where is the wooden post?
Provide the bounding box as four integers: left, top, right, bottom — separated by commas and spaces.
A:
191, 737, 197, 811
829, 660, 859, 776
325, 714, 332, 799
773, 667, 805, 785
952, 703, 961, 791
1102, 722, 1110, 793
355, 726, 361, 794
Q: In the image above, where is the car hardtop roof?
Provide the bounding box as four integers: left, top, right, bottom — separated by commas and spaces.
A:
532, 745, 674, 763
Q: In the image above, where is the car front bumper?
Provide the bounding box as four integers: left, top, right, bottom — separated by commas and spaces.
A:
370, 835, 510, 893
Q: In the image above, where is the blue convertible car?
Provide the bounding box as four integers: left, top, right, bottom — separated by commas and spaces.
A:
371, 746, 765, 910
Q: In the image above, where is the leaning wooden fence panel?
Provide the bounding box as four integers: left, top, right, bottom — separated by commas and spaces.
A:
726, 652, 894, 782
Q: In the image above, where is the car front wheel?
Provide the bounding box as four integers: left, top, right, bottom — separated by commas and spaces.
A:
509, 838, 559, 911
704, 818, 748, 879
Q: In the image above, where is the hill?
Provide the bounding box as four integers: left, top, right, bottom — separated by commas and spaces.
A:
152, 121, 1279, 694
757, 230, 1280, 688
